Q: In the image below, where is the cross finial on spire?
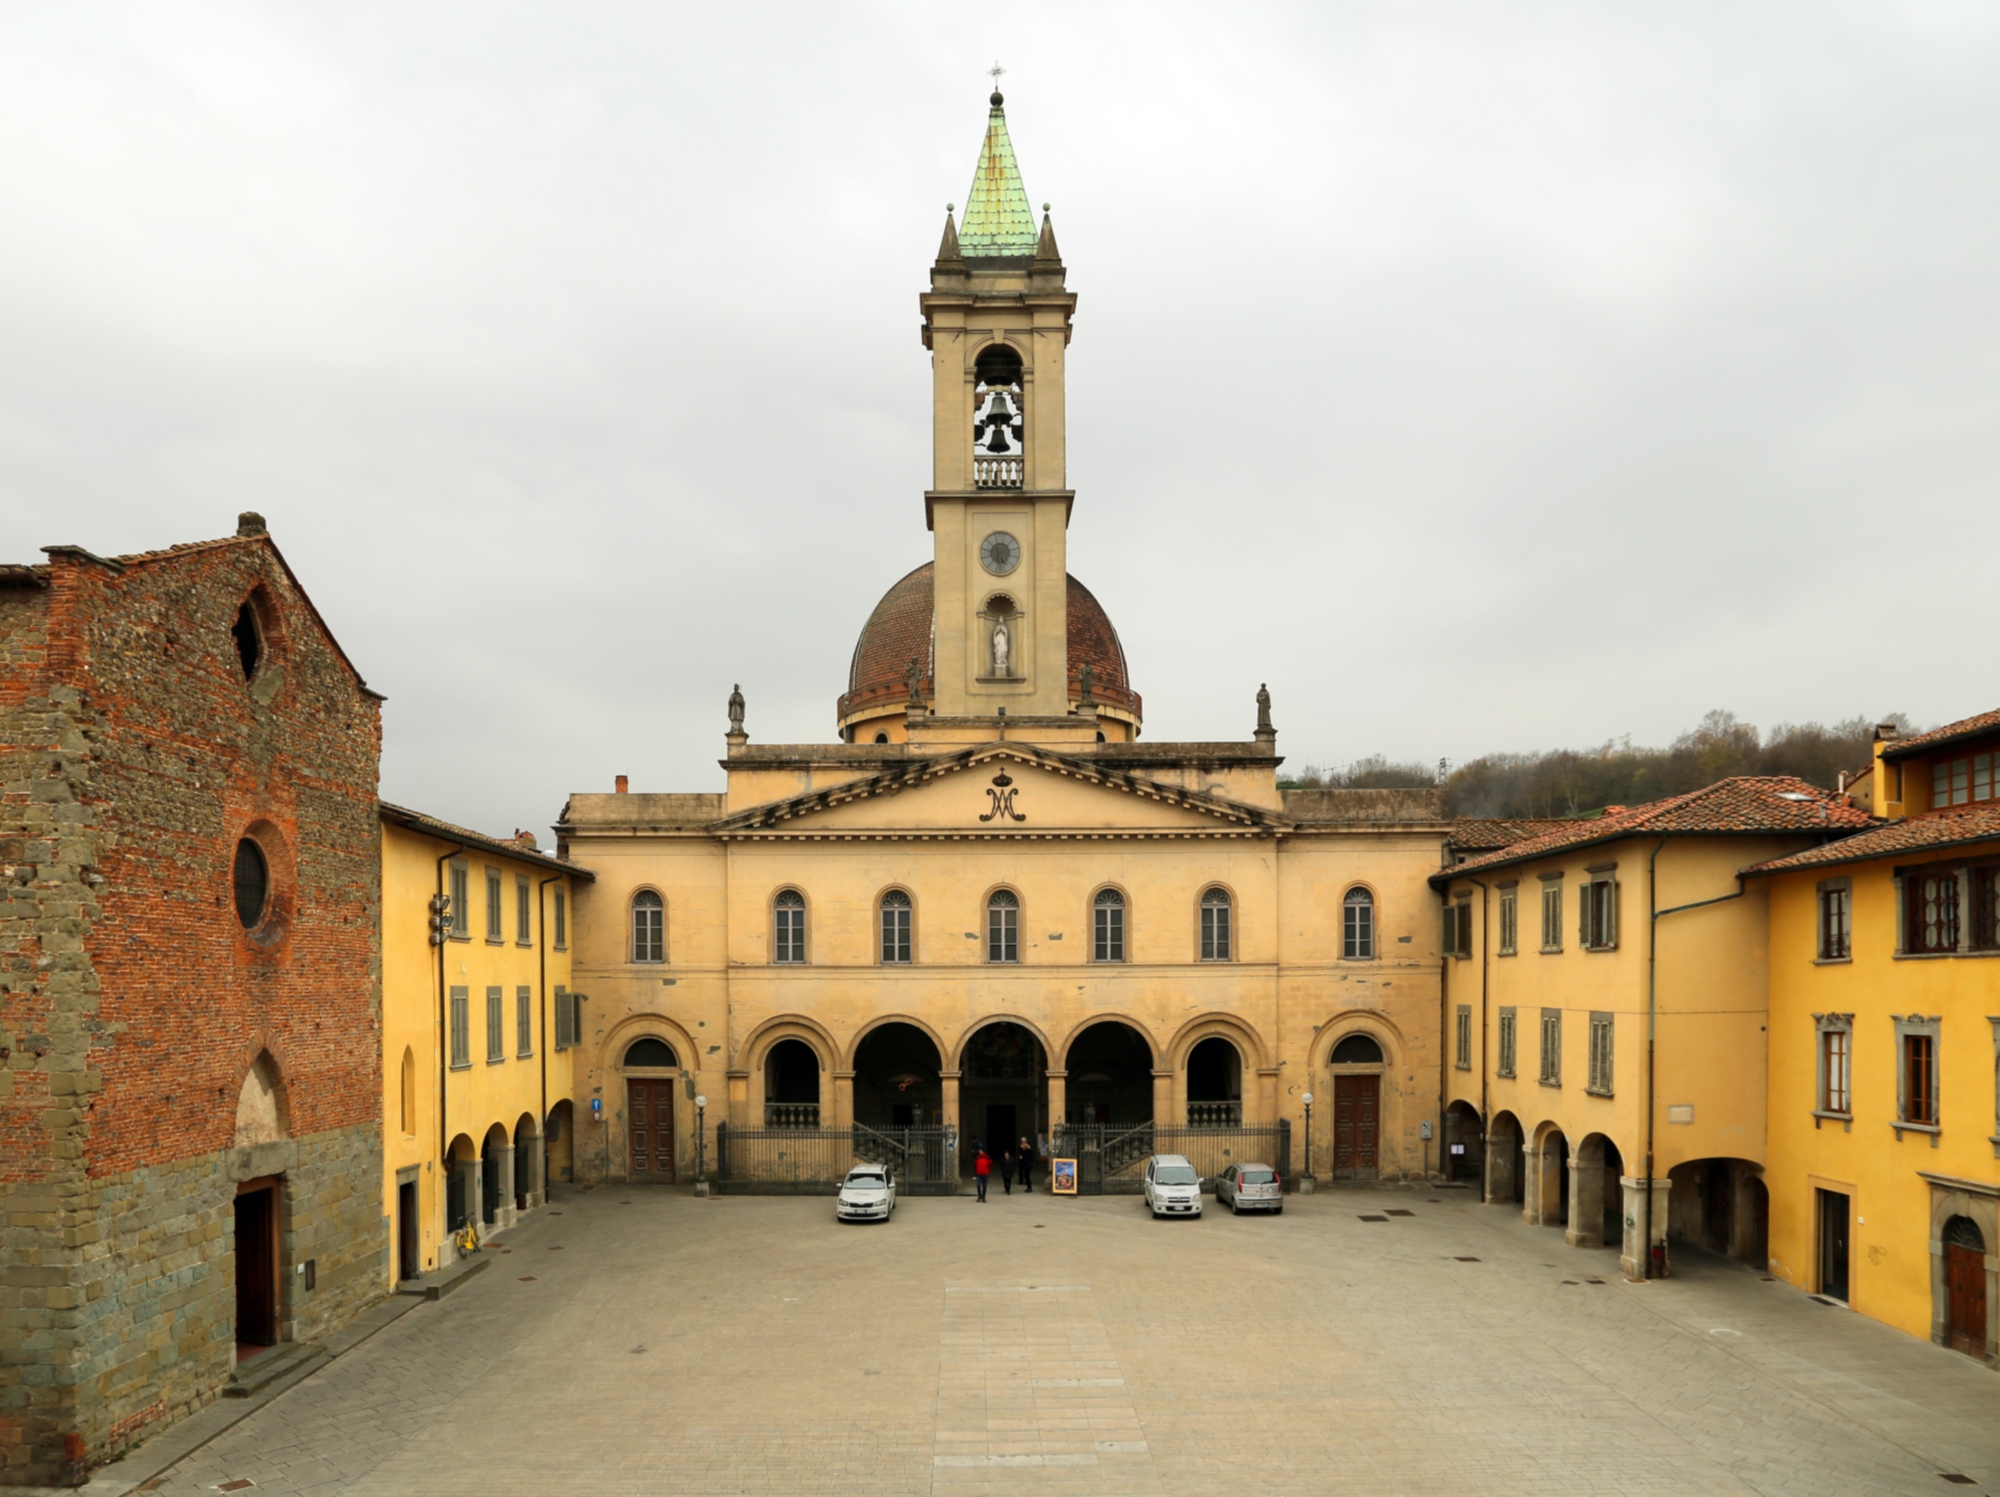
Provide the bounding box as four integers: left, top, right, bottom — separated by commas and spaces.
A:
988, 61, 1005, 106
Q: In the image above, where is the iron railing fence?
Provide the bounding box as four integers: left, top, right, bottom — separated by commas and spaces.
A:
1056, 1121, 1291, 1194
714, 1124, 957, 1195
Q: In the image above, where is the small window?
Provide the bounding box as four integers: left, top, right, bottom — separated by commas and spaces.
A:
1587, 1013, 1613, 1095
987, 889, 1019, 964
1497, 888, 1518, 956
399, 1047, 416, 1135
1454, 1006, 1472, 1070
1342, 888, 1374, 960
1093, 889, 1125, 963
1330, 1033, 1384, 1065
1819, 884, 1852, 960
1540, 881, 1563, 953
553, 887, 568, 950
233, 838, 269, 929
631, 890, 664, 963
1200, 888, 1232, 962
449, 863, 470, 938
231, 597, 263, 680
485, 870, 503, 943
1974, 867, 2000, 951
1907, 870, 1960, 953
1539, 1008, 1562, 1086
1900, 1027, 1938, 1126
449, 986, 470, 1068
624, 1037, 678, 1068
880, 889, 912, 964
516, 878, 532, 945
1932, 751, 1997, 809
774, 889, 806, 964
1818, 1019, 1852, 1114
553, 986, 573, 1050
1581, 876, 1617, 951
1498, 1008, 1517, 1078
486, 986, 504, 1063
516, 985, 533, 1057
1451, 898, 1472, 958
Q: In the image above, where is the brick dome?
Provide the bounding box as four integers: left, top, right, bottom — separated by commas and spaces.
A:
839, 562, 1141, 727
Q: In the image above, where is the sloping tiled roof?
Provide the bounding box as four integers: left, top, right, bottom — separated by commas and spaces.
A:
380, 800, 595, 880
1742, 802, 2000, 876
959, 93, 1038, 257
839, 562, 1140, 724
1431, 777, 1876, 886
1448, 818, 1578, 853
1880, 707, 2000, 762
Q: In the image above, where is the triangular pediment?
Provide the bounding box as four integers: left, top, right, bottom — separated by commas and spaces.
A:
712, 744, 1286, 839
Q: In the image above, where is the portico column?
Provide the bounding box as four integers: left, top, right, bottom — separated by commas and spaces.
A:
1486, 1133, 1516, 1205
494, 1146, 517, 1229
1621, 1174, 1671, 1280
1045, 1069, 1067, 1144
1521, 1141, 1543, 1225
456, 1156, 481, 1248
1256, 1068, 1280, 1129
940, 1069, 963, 1190
1565, 1151, 1606, 1249
1152, 1069, 1174, 1127
523, 1137, 546, 1210
832, 1069, 855, 1131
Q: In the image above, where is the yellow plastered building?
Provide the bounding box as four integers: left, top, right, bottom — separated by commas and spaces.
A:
1749, 712, 2000, 1367
379, 804, 591, 1280
1434, 781, 1874, 1279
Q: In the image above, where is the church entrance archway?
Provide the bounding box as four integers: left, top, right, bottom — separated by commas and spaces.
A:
961, 1021, 1047, 1171
233, 1178, 280, 1360
1185, 1036, 1242, 1126
1065, 1020, 1153, 1129
765, 1038, 821, 1128
1328, 1032, 1385, 1180
854, 1022, 943, 1129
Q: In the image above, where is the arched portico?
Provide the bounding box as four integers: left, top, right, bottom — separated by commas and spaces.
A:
1526, 1124, 1569, 1229
852, 1020, 944, 1129
1566, 1133, 1623, 1251
481, 1122, 515, 1230
1061, 1019, 1155, 1130
1442, 1100, 1483, 1186
1168, 1014, 1269, 1125
1667, 1156, 1767, 1270
737, 1016, 838, 1131
958, 1019, 1049, 1166
512, 1112, 543, 1211
1486, 1111, 1524, 1204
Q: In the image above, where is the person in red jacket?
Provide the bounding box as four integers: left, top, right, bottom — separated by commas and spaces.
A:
973, 1144, 991, 1202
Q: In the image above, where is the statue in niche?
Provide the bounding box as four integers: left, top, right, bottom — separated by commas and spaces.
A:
991, 620, 1011, 676
727, 683, 745, 733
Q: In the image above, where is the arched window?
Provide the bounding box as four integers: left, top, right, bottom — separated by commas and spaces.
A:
1331, 1033, 1384, 1065
1199, 888, 1232, 961
773, 889, 806, 964
880, 889, 912, 964
631, 890, 664, 963
1093, 888, 1126, 963
623, 1037, 678, 1068
398, 1047, 416, 1136
1342, 887, 1375, 960
988, 889, 1019, 963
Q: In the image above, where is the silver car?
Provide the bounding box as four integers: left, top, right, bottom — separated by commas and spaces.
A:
1216, 1162, 1283, 1214
835, 1164, 896, 1222
1142, 1154, 1202, 1218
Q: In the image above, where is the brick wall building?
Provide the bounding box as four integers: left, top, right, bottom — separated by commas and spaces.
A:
0, 514, 385, 1485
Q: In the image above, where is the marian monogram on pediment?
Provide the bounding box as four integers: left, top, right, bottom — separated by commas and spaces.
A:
980, 770, 1027, 824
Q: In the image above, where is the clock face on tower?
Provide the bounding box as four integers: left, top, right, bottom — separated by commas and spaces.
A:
980, 532, 1021, 576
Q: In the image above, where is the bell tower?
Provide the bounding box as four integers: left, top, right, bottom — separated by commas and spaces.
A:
920, 89, 1078, 721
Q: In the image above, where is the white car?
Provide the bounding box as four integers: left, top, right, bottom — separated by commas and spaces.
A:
836, 1163, 896, 1222
1142, 1154, 1202, 1218
1216, 1162, 1283, 1214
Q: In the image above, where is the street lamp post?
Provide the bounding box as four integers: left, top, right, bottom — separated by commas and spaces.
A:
694, 1095, 708, 1197
1300, 1092, 1315, 1195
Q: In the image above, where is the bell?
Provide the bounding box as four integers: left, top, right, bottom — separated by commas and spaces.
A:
985, 426, 1014, 454
984, 390, 1014, 421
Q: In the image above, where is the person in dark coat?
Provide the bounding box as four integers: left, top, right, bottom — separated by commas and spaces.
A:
999, 1146, 1016, 1194
973, 1145, 990, 1202
1017, 1137, 1036, 1192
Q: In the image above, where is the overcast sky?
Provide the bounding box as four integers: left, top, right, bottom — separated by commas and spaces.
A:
5, 4, 1996, 837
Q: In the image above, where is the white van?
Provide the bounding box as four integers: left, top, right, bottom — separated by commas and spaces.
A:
1142, 1154, 1202, 1218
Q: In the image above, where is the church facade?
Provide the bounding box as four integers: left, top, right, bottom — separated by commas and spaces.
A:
555, 93, 1453, 1189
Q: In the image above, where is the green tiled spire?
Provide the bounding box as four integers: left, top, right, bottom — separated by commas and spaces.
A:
959, 92, 1038, 257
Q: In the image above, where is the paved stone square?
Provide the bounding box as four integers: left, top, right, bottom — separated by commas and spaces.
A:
134, 1185, 1998, 1496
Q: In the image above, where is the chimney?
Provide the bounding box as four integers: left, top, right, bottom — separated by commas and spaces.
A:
1873, 722, 1899, 742
236, 511, 267, 538
614, 775, 629, 794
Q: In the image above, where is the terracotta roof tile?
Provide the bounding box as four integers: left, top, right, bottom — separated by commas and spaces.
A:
1742, 802, 2000, 875
379, 800, 595, 880
1432, 777, 1875, 886
1448, 817, 1578, 853
1880, 706, 2000, 761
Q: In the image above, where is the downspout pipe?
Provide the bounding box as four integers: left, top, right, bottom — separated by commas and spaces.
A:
435, 844, 465, 1234
1645, 839, 1745, 1279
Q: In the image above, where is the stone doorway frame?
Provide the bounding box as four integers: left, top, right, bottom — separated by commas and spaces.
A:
1920, 1171, 2000, 1368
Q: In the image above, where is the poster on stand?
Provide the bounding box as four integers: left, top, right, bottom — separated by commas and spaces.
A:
1051, 1158, 1078, 1196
